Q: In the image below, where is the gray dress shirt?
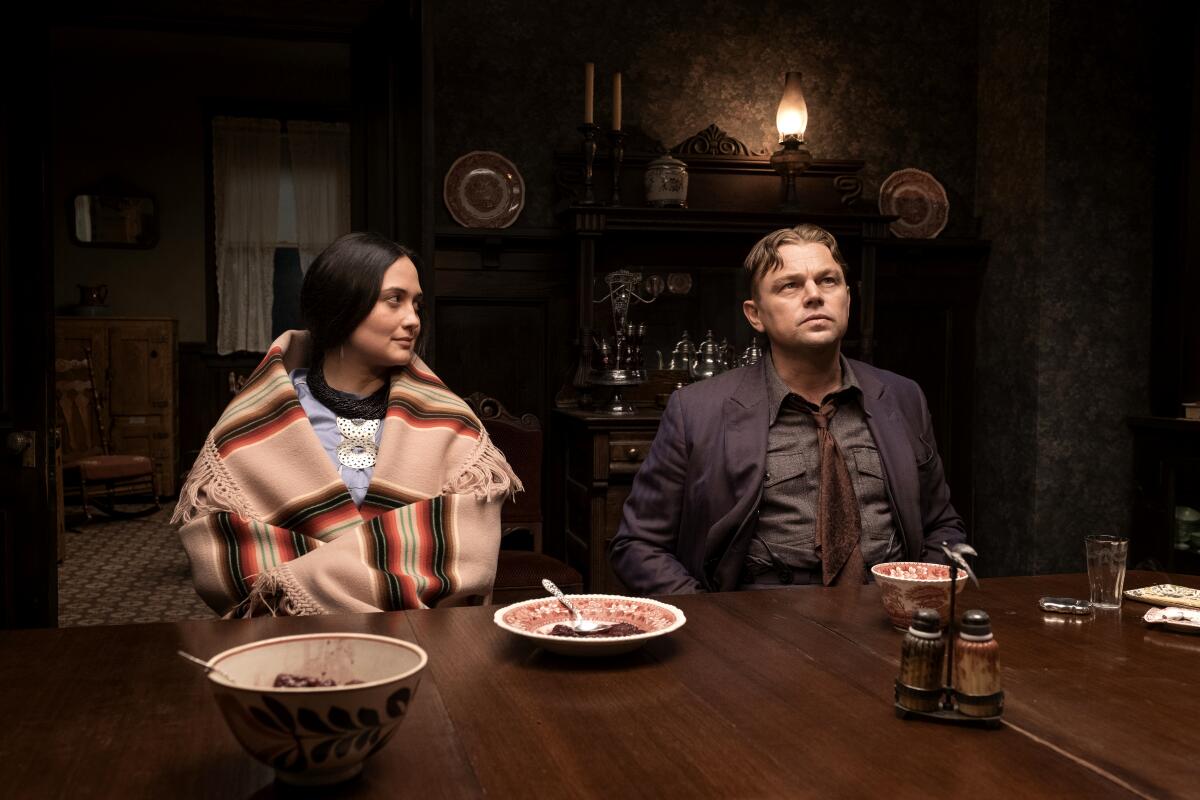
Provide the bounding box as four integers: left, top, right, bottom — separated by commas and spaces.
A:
744, 353, 903, 584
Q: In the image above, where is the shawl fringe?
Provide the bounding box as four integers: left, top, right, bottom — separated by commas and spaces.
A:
226, 563, 324, 619
444, 429, 523, 502
172, 436, 255, 524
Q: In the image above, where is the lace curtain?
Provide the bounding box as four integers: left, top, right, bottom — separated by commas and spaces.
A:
287, 121, 351, 274
213, 117, 281, 354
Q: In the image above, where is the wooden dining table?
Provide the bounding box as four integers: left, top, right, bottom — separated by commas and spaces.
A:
0, 571, 1195, 798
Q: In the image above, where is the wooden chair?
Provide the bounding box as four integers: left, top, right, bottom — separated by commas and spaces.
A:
466, 393, 584, 605
55, 349, 160, 522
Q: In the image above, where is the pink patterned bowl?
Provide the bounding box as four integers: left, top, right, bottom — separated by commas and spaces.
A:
871, 561, 968, 630
205, 633, 426, 786
493, 594, 687, 656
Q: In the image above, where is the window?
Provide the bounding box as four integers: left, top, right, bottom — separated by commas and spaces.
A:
210, 116, 349, 353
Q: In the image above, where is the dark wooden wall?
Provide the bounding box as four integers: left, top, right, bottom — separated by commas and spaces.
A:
431, 230, 572, 423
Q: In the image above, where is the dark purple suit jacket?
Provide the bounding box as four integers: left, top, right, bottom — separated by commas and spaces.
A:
608, 357, 966, 594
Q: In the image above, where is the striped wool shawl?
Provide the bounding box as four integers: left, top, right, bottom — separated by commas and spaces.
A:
173, 330, 520, 617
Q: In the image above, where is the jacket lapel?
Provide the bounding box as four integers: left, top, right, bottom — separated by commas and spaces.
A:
857, 365, 921, 559
723, 361, 770, 495
704, 362, 769, 589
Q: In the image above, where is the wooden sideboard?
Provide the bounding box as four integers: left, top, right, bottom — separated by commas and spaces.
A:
551, 236, 988, 593
55, 317, 178, 496
553, 407, 661, 593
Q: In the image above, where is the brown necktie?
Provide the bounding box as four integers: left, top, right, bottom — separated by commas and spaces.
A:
808, 400, 864, 586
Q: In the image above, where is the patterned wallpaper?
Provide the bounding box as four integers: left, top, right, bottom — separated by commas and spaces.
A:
974, 0, 1155, 576
973, 0, 1048, 576
433, 0, 1160, 577
433, 0, 980, 231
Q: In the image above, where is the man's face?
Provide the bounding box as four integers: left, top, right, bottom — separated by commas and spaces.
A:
742, 242, 850, 356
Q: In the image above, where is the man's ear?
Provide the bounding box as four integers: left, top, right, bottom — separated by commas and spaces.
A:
743, 298, 765, 333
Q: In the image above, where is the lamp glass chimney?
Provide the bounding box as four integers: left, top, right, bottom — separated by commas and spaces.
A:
776, 71, 808, 142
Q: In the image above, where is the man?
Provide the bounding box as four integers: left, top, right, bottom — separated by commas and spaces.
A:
609, 223, 965, 594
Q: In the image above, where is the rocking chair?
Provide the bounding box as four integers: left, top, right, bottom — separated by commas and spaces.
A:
55, 349, 160, 522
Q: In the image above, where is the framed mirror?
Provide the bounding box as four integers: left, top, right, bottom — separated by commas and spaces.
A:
70, 184, 158, 248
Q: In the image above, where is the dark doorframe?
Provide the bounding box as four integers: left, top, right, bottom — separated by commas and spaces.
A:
1, 14, 57, 628
2, 0, 430, 627
351, 0, 434, 362
1150, 4, 1200, 414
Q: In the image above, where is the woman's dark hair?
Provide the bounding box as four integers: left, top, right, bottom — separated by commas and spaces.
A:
300, 231, 423, 354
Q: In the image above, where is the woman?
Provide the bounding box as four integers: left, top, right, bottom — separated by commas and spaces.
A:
173, 232, 519, 617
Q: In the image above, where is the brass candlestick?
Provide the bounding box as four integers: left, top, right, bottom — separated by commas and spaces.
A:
578, 123, 601, 205
607, 129, 627, 206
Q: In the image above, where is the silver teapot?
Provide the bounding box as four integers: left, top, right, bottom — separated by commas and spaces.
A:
740, 337, 763, 366
690, 330, 725, 380
667, 330, 696, 371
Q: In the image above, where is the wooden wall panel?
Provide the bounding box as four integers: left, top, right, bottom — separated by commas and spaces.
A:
432, 228, 572, 425
434, 300, 549, 422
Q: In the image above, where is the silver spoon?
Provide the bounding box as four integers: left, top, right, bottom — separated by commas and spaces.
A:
177, 650, 238, 684
541, 578, 614, 634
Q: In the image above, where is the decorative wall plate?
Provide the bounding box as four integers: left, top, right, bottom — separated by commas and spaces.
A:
443, 151, 525, 228
666, 272, 693, 295
879, 168, 949, 238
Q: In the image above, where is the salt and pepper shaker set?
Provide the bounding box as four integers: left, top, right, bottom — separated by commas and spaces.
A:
895, 608, 1003, 721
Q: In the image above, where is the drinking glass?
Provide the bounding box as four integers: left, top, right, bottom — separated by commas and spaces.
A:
1085, 535, 1129, 609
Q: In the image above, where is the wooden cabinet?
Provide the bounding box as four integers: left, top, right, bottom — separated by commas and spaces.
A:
177, 344, 264, 476
871, 238, 988, 532
1129, 417, 1200, 574
551, 235, 986, 594
55, 317, 178, 496
554, 408, 660, 593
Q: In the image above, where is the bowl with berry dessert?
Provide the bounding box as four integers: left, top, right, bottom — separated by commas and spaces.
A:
493, 594, 687, 656
871, 561, 968, 630
202, 633, 427, 786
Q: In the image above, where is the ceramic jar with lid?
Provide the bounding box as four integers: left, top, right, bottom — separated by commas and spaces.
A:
644, 154, 688, 207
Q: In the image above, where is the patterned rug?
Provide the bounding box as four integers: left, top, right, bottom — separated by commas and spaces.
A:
58, 502, 215, 627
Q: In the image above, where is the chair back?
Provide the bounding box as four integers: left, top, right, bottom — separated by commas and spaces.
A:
465, 393, 583, 602
465, 393, 542, 535
55, 351, 108, 460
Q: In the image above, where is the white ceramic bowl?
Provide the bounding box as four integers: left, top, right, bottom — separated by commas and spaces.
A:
205, 633, 427, 786
494, 594, 686, 656
871, 561, 968, 630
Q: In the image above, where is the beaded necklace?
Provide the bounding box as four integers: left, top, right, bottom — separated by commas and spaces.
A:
308, 361, 387, 469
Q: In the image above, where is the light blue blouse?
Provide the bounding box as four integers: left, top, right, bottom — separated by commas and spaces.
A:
290, 368, 383, 508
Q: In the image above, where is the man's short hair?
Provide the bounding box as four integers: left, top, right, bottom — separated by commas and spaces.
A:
743, 223, 850, 297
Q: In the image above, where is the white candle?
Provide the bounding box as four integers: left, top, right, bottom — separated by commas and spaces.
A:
584, 62, 594, 124
612, 71, 622, 131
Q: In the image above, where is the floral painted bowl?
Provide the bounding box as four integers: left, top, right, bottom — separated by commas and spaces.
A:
871, 561, 968, 630
494, 594, 686, 656
205, 633, 426, 786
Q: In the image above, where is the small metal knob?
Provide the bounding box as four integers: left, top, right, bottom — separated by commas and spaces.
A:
6, 431, 32, 454
627, 447, 640, 460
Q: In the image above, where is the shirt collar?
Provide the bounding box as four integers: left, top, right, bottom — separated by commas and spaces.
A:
764, 351, 861, 425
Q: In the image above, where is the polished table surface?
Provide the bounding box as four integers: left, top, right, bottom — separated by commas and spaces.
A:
1, 572, 1196, 798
